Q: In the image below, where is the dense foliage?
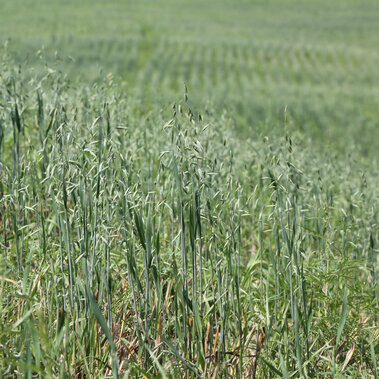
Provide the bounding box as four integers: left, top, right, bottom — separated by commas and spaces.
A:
0, 0, 378, 377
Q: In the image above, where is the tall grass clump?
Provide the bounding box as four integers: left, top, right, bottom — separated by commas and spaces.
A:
0, 59, 378, 377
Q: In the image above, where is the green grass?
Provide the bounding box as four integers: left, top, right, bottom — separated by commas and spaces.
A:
2, 0, 379, 156
0, 0, 378, 377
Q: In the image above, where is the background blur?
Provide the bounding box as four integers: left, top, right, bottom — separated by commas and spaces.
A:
1, 0, 379, 156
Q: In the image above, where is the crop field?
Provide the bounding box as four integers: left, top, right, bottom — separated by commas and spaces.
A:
0, 0, 378, 377
3, 0, 379, 154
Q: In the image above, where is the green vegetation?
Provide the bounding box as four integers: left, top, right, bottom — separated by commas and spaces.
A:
0, 0, 378, 377
2, 0, 379, 155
